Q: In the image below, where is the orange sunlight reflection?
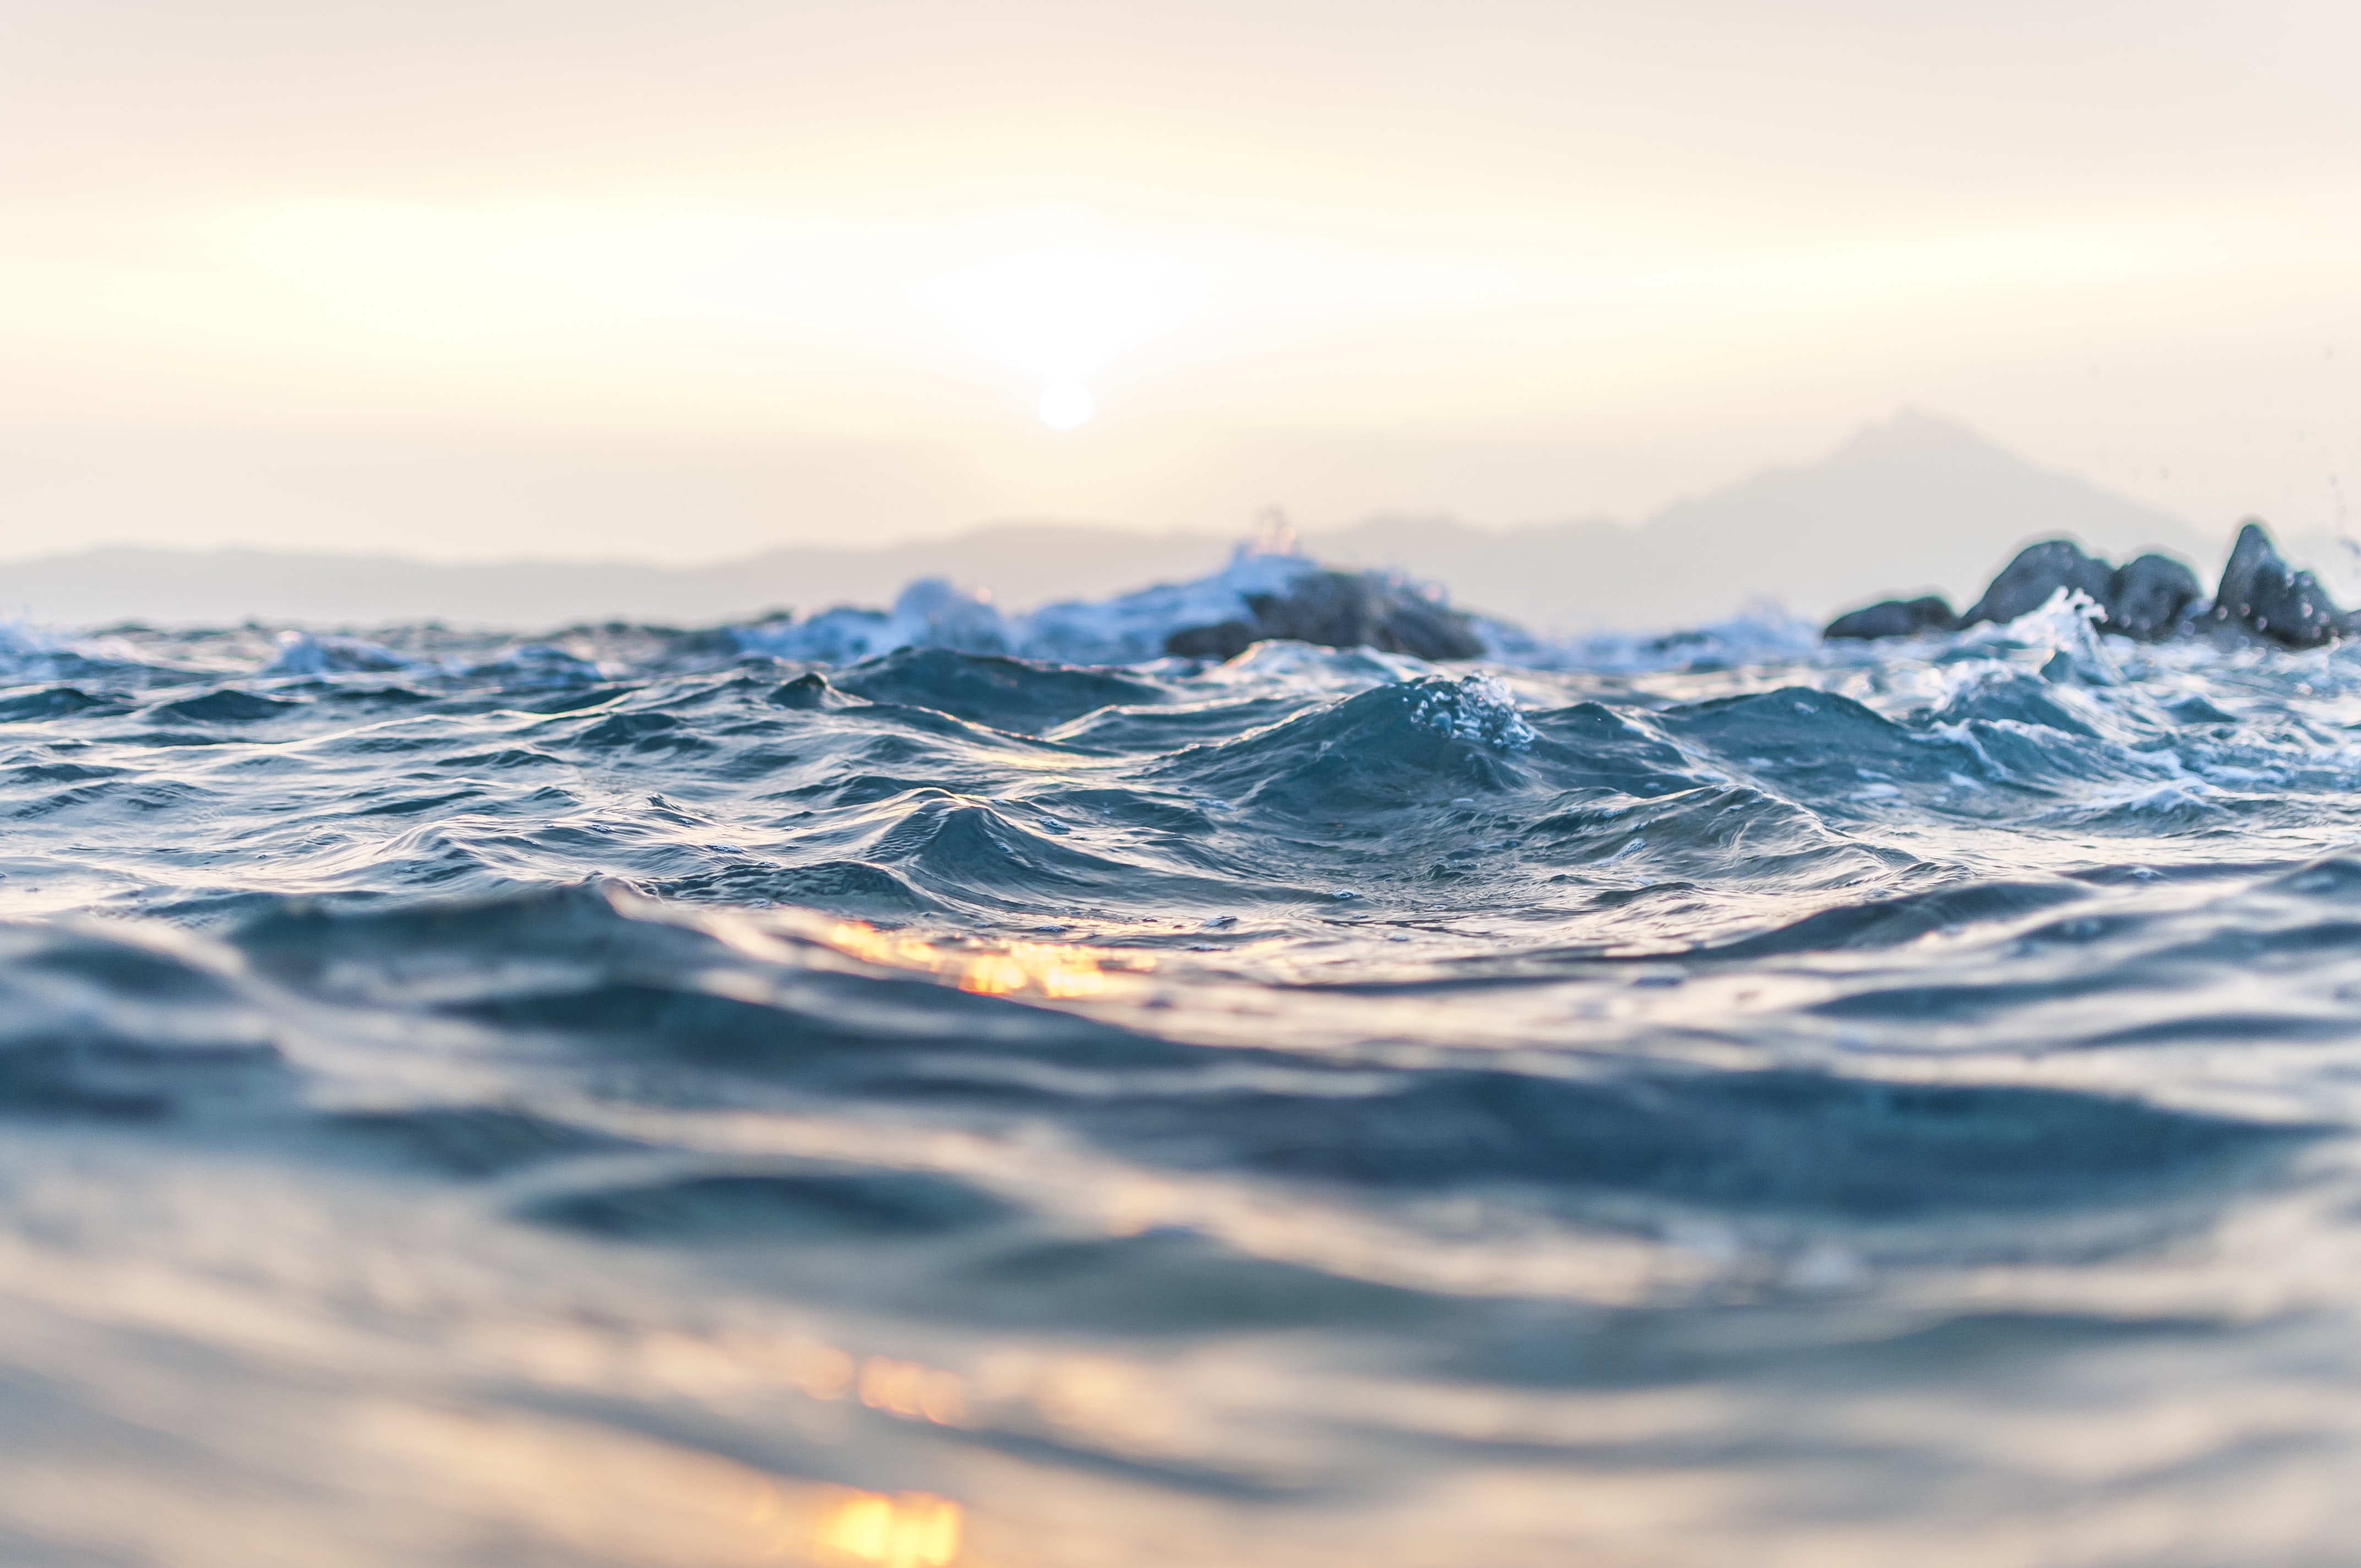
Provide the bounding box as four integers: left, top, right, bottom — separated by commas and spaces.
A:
824, 921, 1149, 999
815, 1490, 964, 1567
860, 1355, 971, 1426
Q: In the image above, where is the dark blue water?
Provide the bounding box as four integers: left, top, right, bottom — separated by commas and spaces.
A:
3, 586, 2359, 1565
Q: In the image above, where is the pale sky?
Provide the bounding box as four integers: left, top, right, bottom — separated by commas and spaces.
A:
5, 1, 2360, 563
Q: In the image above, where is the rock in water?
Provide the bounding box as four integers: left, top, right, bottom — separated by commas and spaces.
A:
1813, 526, 2328, 646
1824, 596, 1960, 640
1250, 573, 1486, 658
1162, 619, 1263, 660
2208, 521, 2344, 647
1963, 540, 2115, 627
1164, 571, 1486, 661
2101, 554, 2201, 640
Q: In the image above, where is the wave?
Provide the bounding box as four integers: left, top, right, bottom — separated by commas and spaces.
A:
4, 543, 2361, 1561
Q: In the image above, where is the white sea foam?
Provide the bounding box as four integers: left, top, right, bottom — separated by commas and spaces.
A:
732, 537, 1321, 666
260, 629, 414, 676
1411, 672, 1537, 749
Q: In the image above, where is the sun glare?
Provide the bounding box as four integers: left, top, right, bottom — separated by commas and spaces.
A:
931, 217, 1178, 429
1037, 378, 1095, 429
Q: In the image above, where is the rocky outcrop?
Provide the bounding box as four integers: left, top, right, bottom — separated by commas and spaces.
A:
1165, 570, 1486, 662
2206, 521, 2344, 647
2103, 554, 2201, 640
1162, 622, 1265, 659
1821, 532, 2231, 643
1961, 540, 2115, 628
1824, 596, 1960, 640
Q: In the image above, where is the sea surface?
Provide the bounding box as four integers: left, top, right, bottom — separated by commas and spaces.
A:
6, 577, 2361, 1566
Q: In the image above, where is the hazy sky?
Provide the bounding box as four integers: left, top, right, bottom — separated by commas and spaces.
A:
6, 1, 2361, 562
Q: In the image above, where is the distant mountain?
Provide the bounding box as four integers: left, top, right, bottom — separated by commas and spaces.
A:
0, 412, 2224, 632
1309, 411, 2218, 631
0, 525, 1236, 631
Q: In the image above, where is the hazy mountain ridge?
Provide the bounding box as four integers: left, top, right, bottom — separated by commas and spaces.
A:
1314, 412, 2221, 631
0, 527, 1238, 633
0, 413, 2251, 632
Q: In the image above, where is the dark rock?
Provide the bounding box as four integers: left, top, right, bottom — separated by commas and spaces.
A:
1163, 620, 1259, 661
1823, 596, 1959, 640
2100, 554, 2200, 640
2208, 520, 2344, 647
1247, 572, 1487, 660
1164, 571, 1486, 662
1963, 540, 2115, 627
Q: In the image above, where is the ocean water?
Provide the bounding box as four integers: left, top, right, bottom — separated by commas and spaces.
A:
6, 580, 2361, 1567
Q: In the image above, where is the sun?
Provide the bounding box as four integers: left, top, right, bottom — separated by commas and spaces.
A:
931, 217, 1176, 429
1037, 378, 1095, 430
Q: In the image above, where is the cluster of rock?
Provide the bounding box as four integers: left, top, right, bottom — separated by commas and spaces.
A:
1163, 570, 1487, 662
1826, 521, 2351, 648
728, 539, 1498, 668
